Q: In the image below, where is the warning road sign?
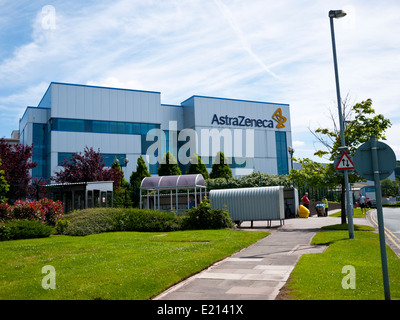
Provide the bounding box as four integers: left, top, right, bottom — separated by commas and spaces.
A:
335, 152, 355, 170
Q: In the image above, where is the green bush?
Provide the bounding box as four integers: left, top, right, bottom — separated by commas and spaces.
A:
2, 220, 55, 240
0, 222, 11, 241
63, 201, 234, 237
182, 198, 234, 230
55, 218, 70, 234
111, 208, 182, 232
63, 208, 117, 236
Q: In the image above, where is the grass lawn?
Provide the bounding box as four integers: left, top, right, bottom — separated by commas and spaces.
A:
283, 225, 400, 300
0, 229, 267, 300
329, 207, 371, 218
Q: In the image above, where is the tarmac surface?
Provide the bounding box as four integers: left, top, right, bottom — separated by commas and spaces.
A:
154, 211, 374, 300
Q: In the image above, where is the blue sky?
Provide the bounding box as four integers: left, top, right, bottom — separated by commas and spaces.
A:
1, 0, 400, 163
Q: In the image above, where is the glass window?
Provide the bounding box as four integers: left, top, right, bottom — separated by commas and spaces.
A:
92, 120, 109, 133
58, 152, 74, 166
275, 131, 288, 175
51, 118, 160, 136
58, 119, 84, 132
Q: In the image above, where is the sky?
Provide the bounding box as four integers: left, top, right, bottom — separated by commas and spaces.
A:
1, 0, 399, 163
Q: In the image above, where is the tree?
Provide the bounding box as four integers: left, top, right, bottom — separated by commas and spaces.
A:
158, 151, 182, 176
186, 153, 209, 179
53, 146, 123, 187
313, 98, 391, 159
0, 139, 37, 202
288, 158, 327, 190
0, 158, 10, 203
381, 179, 400, 197
210, 151, 232, 179
111, 158, 132, 207
311, 98, 391, 223
129, 155, 151, 207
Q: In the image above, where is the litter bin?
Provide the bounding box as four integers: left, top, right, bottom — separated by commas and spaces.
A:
298, 205, 310, 218
315, 203, 325, 217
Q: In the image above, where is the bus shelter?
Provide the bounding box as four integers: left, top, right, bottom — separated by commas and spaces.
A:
44, 181, 114, 213
140, 174, 207, 214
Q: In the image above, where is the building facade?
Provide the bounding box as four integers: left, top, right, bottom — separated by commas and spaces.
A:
19, 82, 293, 181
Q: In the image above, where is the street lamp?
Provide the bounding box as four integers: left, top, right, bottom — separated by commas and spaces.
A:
329, 9, 355, 239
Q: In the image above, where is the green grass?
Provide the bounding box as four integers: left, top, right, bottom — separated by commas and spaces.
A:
329, 207, 371, 218
284, 225, 400, 300
0, 229, 267, 300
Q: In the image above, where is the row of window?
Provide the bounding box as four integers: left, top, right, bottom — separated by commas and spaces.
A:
58, 153, 128, 167
50, 118, 160, 135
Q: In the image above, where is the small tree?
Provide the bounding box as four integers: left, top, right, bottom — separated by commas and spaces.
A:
0, 158, 10, 203
186, 153, 209, 179
111, 158, 132, 207
130, 155, 151, 207
210, 151, 232, 179
53, 147, 123, 187
158, 151, 182, 176
0, 139, 37, 202
311, 98, 391, 223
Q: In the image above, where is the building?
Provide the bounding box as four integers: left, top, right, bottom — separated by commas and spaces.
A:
19, 82, 293, 181
3, 130, 20, 145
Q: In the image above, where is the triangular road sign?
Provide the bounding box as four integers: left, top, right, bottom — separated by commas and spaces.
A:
335, 152, 355, 170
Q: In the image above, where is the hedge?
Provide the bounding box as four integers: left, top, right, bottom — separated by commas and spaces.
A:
63, 199, 234, 236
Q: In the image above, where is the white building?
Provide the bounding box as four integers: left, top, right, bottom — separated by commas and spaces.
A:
19, 82, 293, 181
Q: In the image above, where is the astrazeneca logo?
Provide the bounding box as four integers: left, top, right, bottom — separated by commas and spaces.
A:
211, 108, 287, 129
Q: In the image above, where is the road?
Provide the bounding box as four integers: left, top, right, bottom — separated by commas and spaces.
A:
369, 207, 400, 258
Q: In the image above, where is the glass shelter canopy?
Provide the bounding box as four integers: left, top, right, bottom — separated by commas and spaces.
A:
140, 174, 207, 213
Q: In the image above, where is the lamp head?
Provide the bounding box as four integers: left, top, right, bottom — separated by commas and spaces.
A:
329, 10, 347, 18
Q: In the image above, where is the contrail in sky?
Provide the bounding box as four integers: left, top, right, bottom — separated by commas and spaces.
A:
213, 0, 280, 80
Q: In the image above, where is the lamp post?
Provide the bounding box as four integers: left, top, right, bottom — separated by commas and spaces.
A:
329, 10, 354, 239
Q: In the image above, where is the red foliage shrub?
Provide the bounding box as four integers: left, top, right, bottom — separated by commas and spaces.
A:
0, 199, 64, 225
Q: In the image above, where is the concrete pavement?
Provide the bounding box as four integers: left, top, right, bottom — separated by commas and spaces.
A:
154, 212, 374, 300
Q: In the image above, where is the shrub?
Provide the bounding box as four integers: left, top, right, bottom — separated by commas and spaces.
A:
182, 198, 234, 230
0, 222, 11, 241
0, 199, 64, 225
63, 208, 117, 236
112, 208, 182, 232
39, 198, 64, 226
55, 218, 70, 234
12, 200, 44, 221
4, 220, 54, 240
63, 201, 234, 237
0, 202, 12, 222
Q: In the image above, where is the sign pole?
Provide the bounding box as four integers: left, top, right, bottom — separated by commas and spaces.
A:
343, 169, 355, 239
370, 135, 391, 300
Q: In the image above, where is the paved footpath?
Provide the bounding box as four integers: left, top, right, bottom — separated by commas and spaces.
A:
154, 213, 373, 300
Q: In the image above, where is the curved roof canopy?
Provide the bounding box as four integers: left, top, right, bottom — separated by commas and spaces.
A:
140, 174, 206, 190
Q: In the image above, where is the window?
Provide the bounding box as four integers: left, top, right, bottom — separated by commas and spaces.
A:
51, 118, 159, 136
32, 123, 50, 179
275, 131, 288, 175
58, 119, 85, 132
58, 152, 127, 167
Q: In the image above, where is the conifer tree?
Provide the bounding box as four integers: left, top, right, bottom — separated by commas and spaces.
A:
210, 151, 232, 179
129, 155, 151, 207
186, 153, 209, 179
158, 151, 182, 176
